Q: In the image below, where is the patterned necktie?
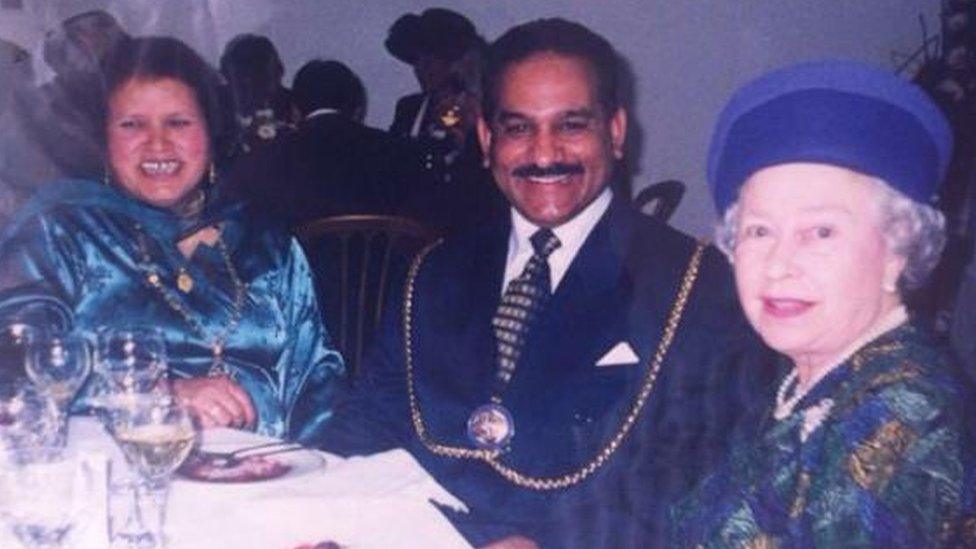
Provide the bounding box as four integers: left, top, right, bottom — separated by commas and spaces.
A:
491, 228, 562, 390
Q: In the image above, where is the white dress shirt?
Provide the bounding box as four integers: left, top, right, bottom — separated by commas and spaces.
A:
305, 107, 340, 121
502, 187, 612, 294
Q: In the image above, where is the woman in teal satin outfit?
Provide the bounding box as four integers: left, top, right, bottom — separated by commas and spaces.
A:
0, 36, 344, 442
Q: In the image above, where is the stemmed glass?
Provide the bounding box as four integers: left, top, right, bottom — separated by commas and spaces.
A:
25, 333, 92, 445
108, 394, 195, 548
0, 382, 61, 456
93, 327, 168, 406
0, 323, 38, 388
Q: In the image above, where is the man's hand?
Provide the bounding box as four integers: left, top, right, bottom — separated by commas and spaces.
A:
480, 535, 538, 549
171, 376, 256, 430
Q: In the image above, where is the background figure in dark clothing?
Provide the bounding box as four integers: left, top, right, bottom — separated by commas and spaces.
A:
384, 8, 504, 234
220, 33, 294, 157
386, 8, 484, 141
0, 10, 130, 229
232, 58, 418, 224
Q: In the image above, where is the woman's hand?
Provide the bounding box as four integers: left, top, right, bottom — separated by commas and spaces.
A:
171, 376, 256, 430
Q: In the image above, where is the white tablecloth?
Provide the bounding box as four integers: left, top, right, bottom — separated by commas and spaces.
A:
3, 417, 471, 549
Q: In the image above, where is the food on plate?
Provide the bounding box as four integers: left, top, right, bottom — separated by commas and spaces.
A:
179, 451, 292, 482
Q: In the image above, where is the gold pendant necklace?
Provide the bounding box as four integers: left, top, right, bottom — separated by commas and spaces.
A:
135, 224, 246, 377
177, 268, 194, 293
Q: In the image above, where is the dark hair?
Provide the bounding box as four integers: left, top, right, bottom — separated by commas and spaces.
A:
102, 36, 232, 161
292, 59, 366, 118
219, 33, 283, 84
482, 18, 621, 121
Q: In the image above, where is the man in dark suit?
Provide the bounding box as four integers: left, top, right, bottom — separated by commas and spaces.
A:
232, 59, 418, 224
382, 8, 505, 234
321, 18, 775, 548
385, 8, 483, 140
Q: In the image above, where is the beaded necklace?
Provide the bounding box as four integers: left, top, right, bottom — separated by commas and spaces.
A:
134, 224, 246, 377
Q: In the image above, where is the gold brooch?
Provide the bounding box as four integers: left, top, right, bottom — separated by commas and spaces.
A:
177, 268, 194, 293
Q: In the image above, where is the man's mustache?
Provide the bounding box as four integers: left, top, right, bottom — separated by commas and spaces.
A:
511, 163, 584, 178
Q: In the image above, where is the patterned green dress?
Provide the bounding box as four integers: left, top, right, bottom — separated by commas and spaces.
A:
670, 323, 974, 548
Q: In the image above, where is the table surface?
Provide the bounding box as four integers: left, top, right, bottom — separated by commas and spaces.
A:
2, 417, 471, 549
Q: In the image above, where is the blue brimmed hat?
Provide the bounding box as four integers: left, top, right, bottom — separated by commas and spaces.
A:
706, 59, 953, 214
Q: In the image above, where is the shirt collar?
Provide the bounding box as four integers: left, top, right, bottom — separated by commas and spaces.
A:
505, 187, 612, 292
305, 108, 340, 120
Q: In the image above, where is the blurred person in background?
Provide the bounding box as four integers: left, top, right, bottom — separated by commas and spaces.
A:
384, 8, 503, 234
232, 58, 419, 224
0, 10, 131, 224
0, 38, 33, 228
220, 33, 294, 157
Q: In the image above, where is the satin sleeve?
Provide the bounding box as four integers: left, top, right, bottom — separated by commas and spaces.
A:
0, 211, 80, 331
276, 238, 346, 443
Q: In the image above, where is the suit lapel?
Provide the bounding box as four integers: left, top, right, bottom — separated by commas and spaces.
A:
520, 199, 634, 377
417, 218, 508, 441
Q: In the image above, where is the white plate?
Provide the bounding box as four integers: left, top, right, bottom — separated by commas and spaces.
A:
177, 443, 326, 484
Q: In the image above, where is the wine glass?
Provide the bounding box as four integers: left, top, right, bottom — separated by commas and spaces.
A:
94, 327, 168, 402
25, 334, 92, 445
108, 394, 195, 547
112, 395, 195, 482
0, 382, 61, 459
0, 323, 38, 389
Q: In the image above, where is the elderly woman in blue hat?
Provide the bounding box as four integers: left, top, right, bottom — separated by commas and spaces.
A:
671, 60, 974, 546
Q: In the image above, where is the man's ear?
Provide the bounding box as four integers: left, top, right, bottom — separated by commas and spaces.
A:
609, 107, 627, 160
476, 116, 493, 167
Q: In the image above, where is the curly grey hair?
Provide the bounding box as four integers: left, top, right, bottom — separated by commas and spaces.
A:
715, 177, 945, 291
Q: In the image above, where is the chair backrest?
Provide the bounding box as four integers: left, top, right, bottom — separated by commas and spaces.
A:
296, 215, 436, 377
634, 179, 685, 223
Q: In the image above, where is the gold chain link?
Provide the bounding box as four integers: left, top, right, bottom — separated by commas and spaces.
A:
402, 238, 706, 490
135, 224, 246, 375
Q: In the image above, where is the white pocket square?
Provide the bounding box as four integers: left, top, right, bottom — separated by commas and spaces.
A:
595, 342, 640, 367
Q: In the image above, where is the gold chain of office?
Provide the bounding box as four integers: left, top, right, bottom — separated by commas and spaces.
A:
402, 238, 706, 491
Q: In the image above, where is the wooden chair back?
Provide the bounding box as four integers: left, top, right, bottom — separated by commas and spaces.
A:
296, 215, 435, 377
634, 179, 685, 223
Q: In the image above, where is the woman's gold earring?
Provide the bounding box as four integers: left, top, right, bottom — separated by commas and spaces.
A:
209, 163, 216, 186
103, 170, 110, 186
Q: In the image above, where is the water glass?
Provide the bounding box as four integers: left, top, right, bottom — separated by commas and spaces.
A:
2, 452, 93, 549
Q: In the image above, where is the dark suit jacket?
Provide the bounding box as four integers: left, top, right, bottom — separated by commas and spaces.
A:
388, 92, 506, 235
389, 92, 426, 138
230, 112, 420, 224
320, 198, 777, 547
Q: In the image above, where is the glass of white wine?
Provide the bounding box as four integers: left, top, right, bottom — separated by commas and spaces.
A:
109, 395, 195, 548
